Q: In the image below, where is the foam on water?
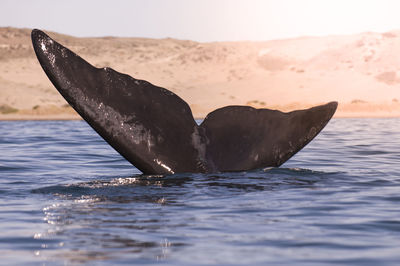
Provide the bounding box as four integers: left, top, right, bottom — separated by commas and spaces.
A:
1, 119, 400, 265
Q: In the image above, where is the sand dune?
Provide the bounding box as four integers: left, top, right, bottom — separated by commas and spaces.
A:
0, 27, 399, 119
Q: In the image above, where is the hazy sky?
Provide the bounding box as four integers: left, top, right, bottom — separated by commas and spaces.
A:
1, 0, 400, 42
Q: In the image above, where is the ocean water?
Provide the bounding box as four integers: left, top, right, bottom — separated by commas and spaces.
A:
0, 118, 400, 265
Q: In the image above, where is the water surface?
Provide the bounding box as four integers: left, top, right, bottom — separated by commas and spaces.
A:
1, 119, 400, 265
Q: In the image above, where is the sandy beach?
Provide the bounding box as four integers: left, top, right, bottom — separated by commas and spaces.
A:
1, 27, 400, 119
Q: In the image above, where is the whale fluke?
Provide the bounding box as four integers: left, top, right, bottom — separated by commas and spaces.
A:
31, 29, 337, 174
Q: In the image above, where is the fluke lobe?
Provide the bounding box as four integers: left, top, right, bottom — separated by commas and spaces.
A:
31, 29, 337, 175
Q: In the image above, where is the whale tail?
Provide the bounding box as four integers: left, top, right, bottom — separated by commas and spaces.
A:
31, 29, 337, 174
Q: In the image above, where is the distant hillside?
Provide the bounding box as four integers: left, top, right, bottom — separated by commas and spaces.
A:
0, 27, 399, 119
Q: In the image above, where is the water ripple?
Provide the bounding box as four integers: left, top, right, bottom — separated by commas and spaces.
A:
1, 119, 400, 265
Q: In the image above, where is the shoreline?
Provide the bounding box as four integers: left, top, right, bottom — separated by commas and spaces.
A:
0, 113, 81, 121
0, 112, 399, 121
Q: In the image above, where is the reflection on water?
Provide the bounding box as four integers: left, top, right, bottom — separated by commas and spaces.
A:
32, 168, 345, 264
30, 168, 333, 264
1, 119, 400, 265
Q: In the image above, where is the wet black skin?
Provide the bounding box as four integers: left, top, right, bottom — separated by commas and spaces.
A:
31, 29, 338, 175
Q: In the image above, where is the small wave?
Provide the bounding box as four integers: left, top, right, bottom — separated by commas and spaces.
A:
31, 167, 343, 203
